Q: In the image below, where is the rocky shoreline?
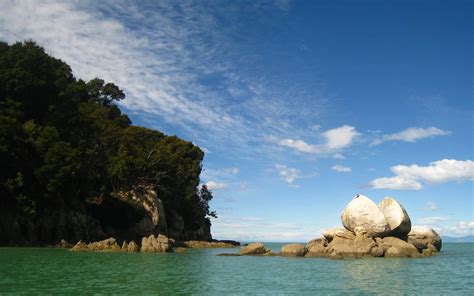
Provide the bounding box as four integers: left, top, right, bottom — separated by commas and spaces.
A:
66, 235, 240, 253
60, 194, 441, 259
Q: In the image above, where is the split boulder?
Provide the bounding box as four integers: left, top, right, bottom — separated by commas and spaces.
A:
341, 194, 391, 237
379, 197, 411, 238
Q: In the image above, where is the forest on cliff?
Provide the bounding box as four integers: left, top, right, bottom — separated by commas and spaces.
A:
0, 41, 214, 245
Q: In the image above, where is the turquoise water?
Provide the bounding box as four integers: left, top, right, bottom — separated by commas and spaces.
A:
0, 243, 473, 295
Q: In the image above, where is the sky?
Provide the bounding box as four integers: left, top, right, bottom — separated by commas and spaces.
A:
0, 0, 472, 241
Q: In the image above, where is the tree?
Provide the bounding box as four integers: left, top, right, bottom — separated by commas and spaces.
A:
86, 78, 125, 106
198, 185, 217, 218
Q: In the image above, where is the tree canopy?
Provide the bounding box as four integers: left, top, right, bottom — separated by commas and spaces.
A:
0, 41, 215, 242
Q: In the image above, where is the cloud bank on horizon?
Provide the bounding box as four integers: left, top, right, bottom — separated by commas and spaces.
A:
0, 0, 472, 239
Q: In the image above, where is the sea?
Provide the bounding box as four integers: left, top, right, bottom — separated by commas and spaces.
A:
0, 243, 472, 295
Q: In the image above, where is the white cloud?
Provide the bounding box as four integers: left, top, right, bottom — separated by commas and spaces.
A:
417, 216, 448, 225
370, 159, 474, 190
205, 181, 228, 190
274, 164, 300, 184
371, 127, 450, 146
331, 165, 352, 173
278, 125, 359, 154
332, 153, 345, 159
370, 176, 422, 190
323, 125, 359, 150
211, 215, 319, 242
434, 221, 474, 237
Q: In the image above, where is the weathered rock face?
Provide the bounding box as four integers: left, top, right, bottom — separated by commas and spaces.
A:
326, 234, 377, 258
306, 239, 327, 257
281, 244, 306, 257
341, 194, 391, 237
141, 234, 171, 252
379, 197, 411, 238
407, 226, 442, 251
120, 240, 140, 252
378, 237, 419, 257
113, 184, 168, 237
71, 238, 121, 252
323, 228, 348, 242
239, 242, 272, 255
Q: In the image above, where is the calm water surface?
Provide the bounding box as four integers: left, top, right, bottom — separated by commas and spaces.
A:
0, 243, 473, 295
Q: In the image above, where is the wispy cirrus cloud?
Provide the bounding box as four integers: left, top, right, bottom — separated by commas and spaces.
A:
369, 159, 474, 190
417, 216, 449, 225
0, 0, 325, 157
370, 127, 450, 146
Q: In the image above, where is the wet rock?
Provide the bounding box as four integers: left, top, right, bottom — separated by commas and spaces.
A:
141, 234, 171, 252
71, 238, 121, 252
239, 242, 271, 255
181, 240, 237, 248
326, 235, 376, 258
341, 194, 391, 237
281, 244, 306, 257
121, 241, 129, 251
379, 197, 411, 238
407, 226, 442, 251
128, 240, 139, 252
305, 238, 327, 257
71, 240, 88, 251
370, 246, 384, 257
323, 227, 353, 242
380, 237, 420, 257
88, 238, 121, 251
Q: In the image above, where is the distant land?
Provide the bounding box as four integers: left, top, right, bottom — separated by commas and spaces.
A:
442, 235, 474, 243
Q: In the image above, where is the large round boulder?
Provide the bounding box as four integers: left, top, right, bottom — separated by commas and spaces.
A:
341, 194, 391, 237
305, 238, 328, 257
379, 197, 411, 238
281, 244, 306, 257
407, 226, 442, 251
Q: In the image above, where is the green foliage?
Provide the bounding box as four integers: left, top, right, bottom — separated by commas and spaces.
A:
0, 41, 213, 232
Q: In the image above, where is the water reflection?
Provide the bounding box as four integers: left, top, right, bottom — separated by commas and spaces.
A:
341, 258, 410, 295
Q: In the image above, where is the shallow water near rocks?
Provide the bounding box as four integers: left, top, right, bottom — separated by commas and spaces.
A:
0, 243, 472, 295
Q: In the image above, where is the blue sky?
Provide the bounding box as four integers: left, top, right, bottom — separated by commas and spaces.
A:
1, 0, 472, 241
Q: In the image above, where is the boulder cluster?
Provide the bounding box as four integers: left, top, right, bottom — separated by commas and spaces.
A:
71, 235, 168, 253
70, 235, 238, 253
234, 195, 442, 259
